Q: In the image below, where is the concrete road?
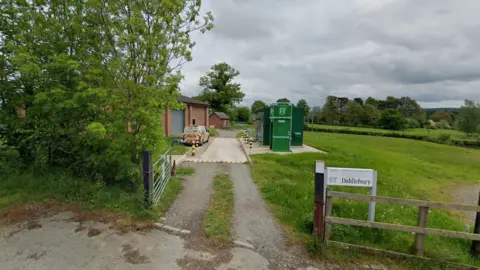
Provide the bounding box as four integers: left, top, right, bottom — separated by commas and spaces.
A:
194, 138, 247, 163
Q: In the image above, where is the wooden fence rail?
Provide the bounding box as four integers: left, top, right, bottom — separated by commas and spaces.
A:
325, 189, 480, 256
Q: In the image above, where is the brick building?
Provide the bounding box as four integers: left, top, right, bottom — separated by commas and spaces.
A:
161, 95, 209, 136
209, 112, 230, 129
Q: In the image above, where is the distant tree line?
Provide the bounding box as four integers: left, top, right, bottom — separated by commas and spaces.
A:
313, 96, 424, 130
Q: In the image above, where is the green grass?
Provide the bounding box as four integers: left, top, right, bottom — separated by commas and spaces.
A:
204, 173, 233, 244
308, 124, 479, 142
156, 176, 184, 217
250, 131, 480, 266
176, 166, 195, 176
0, 166, 156, 219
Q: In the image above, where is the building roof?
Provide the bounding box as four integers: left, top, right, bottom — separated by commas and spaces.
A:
211, 112, 230, 119
178, 95, 209, 106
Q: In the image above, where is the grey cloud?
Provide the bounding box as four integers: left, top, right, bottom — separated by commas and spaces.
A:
180, 0, 480, 107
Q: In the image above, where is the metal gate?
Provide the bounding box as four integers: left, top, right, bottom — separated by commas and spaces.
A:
142, 148, 172, 207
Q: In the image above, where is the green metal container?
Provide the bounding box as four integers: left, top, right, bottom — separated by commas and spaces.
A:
270, 103, 292, 152
291, 107, 304, 146
255, 107, 271, 146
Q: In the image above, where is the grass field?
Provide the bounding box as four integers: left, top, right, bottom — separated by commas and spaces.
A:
251, 132, 480, 266
204, 173, 234, 245
307, 124, 479, 142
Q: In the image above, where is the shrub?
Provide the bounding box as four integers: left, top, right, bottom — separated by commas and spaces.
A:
209, 128, 218, 136
426, 120, 436, 129
379, 109, 406, 130
436, 120, 451, 129
436, 133, 452, 143
405, 118, 421, 129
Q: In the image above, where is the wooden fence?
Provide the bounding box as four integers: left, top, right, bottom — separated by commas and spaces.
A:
324, 189, 480, 256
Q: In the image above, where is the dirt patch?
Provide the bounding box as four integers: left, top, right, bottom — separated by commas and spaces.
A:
0, 201, 60, 226
122, 244, 150, 264
26, 220, 42, 230
87, 228, 102, 237
74, 225, 86, 233
27, 251, 46, 261
177, 250, 232, 270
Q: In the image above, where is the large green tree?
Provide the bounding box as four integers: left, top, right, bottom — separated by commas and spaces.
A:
363, 104, 381, 126
197, 63, 244, 113
277, 98, 290, 103
457, 100, 480, 134
0, 0, 213, 182
379, 109, 406, 130
322, 96, 340, 124
345, 101, 364, 126
251, 100, 267, 113
236, 106, 251, 122
296, 99, 310, 119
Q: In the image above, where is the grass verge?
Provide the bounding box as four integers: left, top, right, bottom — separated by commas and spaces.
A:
204, 173, 233, 245
250, 131, 480, 267
0, 165, 156, 219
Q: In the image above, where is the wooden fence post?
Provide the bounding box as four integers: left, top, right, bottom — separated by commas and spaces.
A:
324, 188, 333, 242
313, 161, 325, 239
471, 191, 480, 257
142, 150, 153, 208
414, 205, 429, 256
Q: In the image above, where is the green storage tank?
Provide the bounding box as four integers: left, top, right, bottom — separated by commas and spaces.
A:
291, 107, 304, 146
270, 103, 292, 152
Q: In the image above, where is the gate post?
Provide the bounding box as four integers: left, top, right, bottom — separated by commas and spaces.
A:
142, 150, 153, 208
313, 160, 325, 239
471, 191, 480, 257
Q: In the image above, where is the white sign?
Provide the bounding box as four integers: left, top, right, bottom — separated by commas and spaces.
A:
326, 167, 374, 187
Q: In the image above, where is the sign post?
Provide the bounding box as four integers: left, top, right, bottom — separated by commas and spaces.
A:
324, 167, 377, 222
313, 161, 325, 239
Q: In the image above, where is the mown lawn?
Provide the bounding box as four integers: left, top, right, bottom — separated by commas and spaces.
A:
250, 131, 480, 266
307, 124, 479, 142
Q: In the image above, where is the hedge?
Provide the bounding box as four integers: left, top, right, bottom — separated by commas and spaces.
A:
305, 126, 480, 149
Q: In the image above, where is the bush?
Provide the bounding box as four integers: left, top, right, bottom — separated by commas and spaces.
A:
209, 128, 218, 136
426, 119, 436, 129
379, 109, 406, 130
436, 120, 451, 129
436, 133, 452, 143
405, 118, 421, 129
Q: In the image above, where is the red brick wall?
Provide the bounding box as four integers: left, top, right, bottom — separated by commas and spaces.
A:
160, 104, 208, 136
209, 114, 221, 128
190, 105, 207, 126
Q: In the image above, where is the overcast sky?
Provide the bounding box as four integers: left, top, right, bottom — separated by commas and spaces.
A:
180, 0, 480, 108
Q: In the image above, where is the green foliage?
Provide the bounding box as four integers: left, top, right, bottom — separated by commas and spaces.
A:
0, 166, 155, 218
156, 176, 184, 217
321, 96, 341, 124
204, 174, 233, 244
277, 98, 291, 103
436, 120, 451, 129
196, 62, 244, 114
362, 104, 380, 126
208, 127, 218, 137
251, 132, 480, 266
296, 99, 310, 119
457, 100, 480, 134
251, 100, 267, 113
236, 106, 251, 122
0, 0, 213, 184
345, 101, 364, 126
379, 109, 406, 130
405, 118, 421, 129
427, 120, 437, 129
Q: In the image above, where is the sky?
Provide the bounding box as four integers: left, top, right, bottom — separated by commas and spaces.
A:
180, 0, 480, 108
